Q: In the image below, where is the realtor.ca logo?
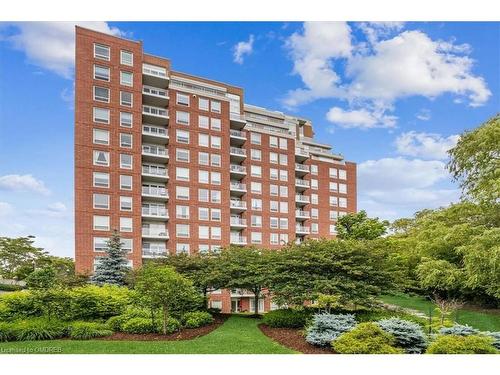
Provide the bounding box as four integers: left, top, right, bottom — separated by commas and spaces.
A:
0, 347, 63, 354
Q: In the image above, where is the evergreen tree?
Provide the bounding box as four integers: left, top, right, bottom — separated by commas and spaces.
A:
91, 231, 129, 286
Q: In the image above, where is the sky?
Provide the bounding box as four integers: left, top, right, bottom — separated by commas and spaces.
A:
0, 21, 498, 258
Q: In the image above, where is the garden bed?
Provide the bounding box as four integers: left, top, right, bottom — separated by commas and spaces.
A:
258, 324, 332, 354
98, 314, 228, 341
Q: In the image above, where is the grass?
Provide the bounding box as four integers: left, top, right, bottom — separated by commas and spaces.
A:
380, 294, 500, 332
0, 315, 297, 354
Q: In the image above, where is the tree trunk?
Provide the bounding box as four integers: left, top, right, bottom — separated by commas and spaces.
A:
254, 292, 259, 316
162, 305, 168, 335
203, 288, 208, 309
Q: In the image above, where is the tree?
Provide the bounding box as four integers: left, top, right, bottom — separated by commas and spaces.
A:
216, 246, 271, 316
336, 210, 389, 240
134, 264, 201, 334
0, 236, 47, 279
25, 267, 57, 289
448, 114, 500, 204
91, 231, 129, 286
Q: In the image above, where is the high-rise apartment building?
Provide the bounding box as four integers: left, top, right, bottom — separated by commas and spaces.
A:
75, 26, 357, 313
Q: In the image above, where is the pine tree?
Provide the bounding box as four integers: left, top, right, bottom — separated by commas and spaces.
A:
91, 231, 129, 286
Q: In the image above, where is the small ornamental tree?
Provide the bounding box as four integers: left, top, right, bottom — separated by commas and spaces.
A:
91, 231, 129, 286
336, 210, 389, 240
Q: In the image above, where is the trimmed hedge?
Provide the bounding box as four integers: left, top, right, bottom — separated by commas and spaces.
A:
426, 335, 497, 354
182, 311, 213, 329
69, 322, 113, 340
333, 322, 404, 354
262, 309, 309, 328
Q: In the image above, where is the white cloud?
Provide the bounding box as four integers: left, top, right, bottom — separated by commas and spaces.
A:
416, 108, 431, 121
357, 22, 405, 46
3, 22, 122, 78
326, 106, 397, 129
0, 202, 13, 217
233, 34, 255, 64
395, 131, 460, 160
0, 174, 50, 195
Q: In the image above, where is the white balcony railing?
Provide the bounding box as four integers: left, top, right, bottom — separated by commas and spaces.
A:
295, 148, 309, 157
142, 249, 168, 257
295, 210, 310, 218
230, 235, 247, 245
230, 113, 246, 123
230, 181, 246, 191
230, 129, 246, 139
142, 186, 168, 198
142, 165, 168, 177
295, 194, 310, 203
295, 163, 310, 172
230, 147, 246, 156
142, 105, 168, 118
142, 206, 168, 218
142, 228, 169, 238
295, 179, 310, 188
142, 124, 168, 138
230, 164, 246, 174
143, 85, 168, 98
142, 64, 168, 78
142, 145, 168, 157
296, 225, 310, 234
230, 200, 247, 209
230, 217, 247, 226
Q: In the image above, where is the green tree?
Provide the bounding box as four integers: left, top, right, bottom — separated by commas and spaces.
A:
0, 236, 47, 279
25, 267, 58, 289
91, 231, 129, 286
336, 210, 389, 240
447, 114, 500, 204
134, 264, 201, 334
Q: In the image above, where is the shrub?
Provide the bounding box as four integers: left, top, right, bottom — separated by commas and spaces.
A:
11, 318, 68, 341
68, 285, 133, 320
305, 313, 356, 347
356, 309, 426, 327
69, 322, 113, 340
486, 332, 500, 350
0, 283, 23, 291
0, 291, 41, 319
207, 307, 221, 315
333, 322, 404, 354
439, 324, 479, 336
0, 322, 15, 342
105, 307, 152, 331
377, 318, 427, 353
121, 316, 180, 334
263, 309, 309, 328
426, 335, 497, 354
182, 311, 213, 329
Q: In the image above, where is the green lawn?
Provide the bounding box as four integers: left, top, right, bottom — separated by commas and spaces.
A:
0, 315, 296, 354
380, 294, 500, 332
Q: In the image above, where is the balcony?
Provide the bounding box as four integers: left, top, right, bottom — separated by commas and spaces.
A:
295, 163, 310, 177
142, 105, 169, 125
230, 235, 247, 246
142, 85, 169, 107
230, 181, 247, 196
142, 186, 168, 201
230, 129, 246, 145
295, 194, 310, 206
230, 217, 247, 229
230, 200, 247, 213
142, 144, 168, 162
142, 124, 168, 144
142, 63, 169, 88
142, 165, 168, 182
230, 112, 247, 129
142, 228, 169, 240
142, 249, 168, 258
295, 147, 309, 162
295, 210, 310, 221
296, 225, 310, 235
230, 164, 246, 179
295, 178, 310, 192
142, 206, 169, 221
230, 288, 254, 297
230, 147, 246, 162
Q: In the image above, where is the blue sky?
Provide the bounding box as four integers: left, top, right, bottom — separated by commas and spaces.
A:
0, 21, 498, 258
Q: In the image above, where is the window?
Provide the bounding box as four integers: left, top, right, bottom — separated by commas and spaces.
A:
176, 167, 190, 182
176, 148, 190, 163
330, 211, 338, 220
120, 196, 132, 211
177, 93, 190, 106
121, 239, 133, 253
120, 112, 132, 127
339, 170, 347, 180
176, 224, 190, 238
250, 132, 261, 145
93, 107, 109, 124
120, 71, 133, 87
269, 152, 278, 164
176, 243, 190, 254
279, 170, 288, 181
211, 172, 221, 185
198, 152, 209, 166
251, 215, 262, 227
251, 182, 262, 194
198, 170, 209, 184
251, 232, 262, 244
211, 118, 221, 131
93, 194, 109, 209
94, 44, 110, 60
251, 165, 262, 178
269, 136, 278, 148
311, 165, 318, 175
280, 201, 288, 213
329, 168, 338, 178
311, 194, 318, 205
176, 186, 190, 200
270, 233, 279, 245
211, 227, 221, 240
93, 129, 109, 145
120, 133, 132, 148
93, 172, 109, 188
330, 196, 338, 206
270, 201, 278, 212
120, 50, 133, 66
330, 225, 337, 235
339, 197, 347, 208
251, 149, 261, 161
198, 133, 209, 147
279, 138, 288, 150
279, 154, 288, 165
198, 189, 209, 202
93, 237, 108, 252
211, 190, 221, 203
339, 211, 347, 218
199, 244, 210, 254
198, 98, 209, 111
270, 185, 278, 196
176, 111, 190, 125
312, 223, 319, 234
211, 208, 221, 221
94, 65, 110, 81
120, 154, 132, 169
120, 91, 132, 107
176, 205, 190, 219
93, 150, 109, 166
339, 183, 347, 194
279, 218, 288, 230
211, 100, 221, 113
211, 154, 221, 167
199, 226, 209, 239
94, 86, 109, 102
210, 300, 222, 309
270, 217, 278, 229
270, 169, 278, 180
251, 199, 262, 211
311, 179, 318, 190
198, 207, 209, 221
211, 135, 221, 149
198, 115, 209, 129
280, 186, 288, 197
311, 208, 319, 219
120, 175, 132, 190
176, 130, 190, 144
280, 234, 289, 244
93, 215, 109, 231
330, 182, 338, 192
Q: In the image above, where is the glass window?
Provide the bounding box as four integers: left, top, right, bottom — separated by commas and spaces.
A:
339, 183, 347, 194
251, 165, 262, 178
93, 237, 108, 252
121, 238, 133, 253
120, 112, 133, 127
176, 224, 190, 238
176, 148, 190, 162
251, 182, 262, 194
312, 208, 319, 219
120, 91, 132, 107
120, 154, 132, 169
93, 215, 109, 231
120, 50, 133, 66
270, 168, 278, 180
176, 243, 190, 254
94, 44, 110, 60
311, 193, 318, 205
198, 115, 209, 129
251, 232, 262, 244
279, 218, 288, 229
93, 129, 109, 145
176, 167, 190, 181
94, 86, 109, 102
330, 182, 338, 191
211, 118, 221, 131
211, 190, 221, 203
211, 208, 221, 221
211, 154, 221, 167
198, 189, 209, 202
339, 197, 347, 208
329, 168, 338, 178
280, 234, 288, 244
176, 186, 190, 200
93, 107, 109, 124
199, 226, 209, 239
211, 100, 221, 113
120, 71, 133, 87
330, 211, 338, 220
120, 175, 132, 190
211, 227, 221, 240
270, 201, 278, 212
270, 217, 279, 229
252, 199, 262, 211
279, 154, 288, 166
270, 185, 278, 196
93, 150, 109, 166
120, 133, 132, 148
339, 170, 347, 180
269, 136, 278, 148
330, 225, 337, 235
211, 172, 221, 185
176, 205, 190, 219
198, 98, 209, 111
198, 207, 209, 221
176, 129, 190, 144
269, 152, 278, 164
198, 152, 209, 166
311, 165, 318, 175
280, 201, 288, 213
279, 170, 288, 181
251, 149, 261, 161
311, 179, 318, 190
93, 172, 109, 188
280, 186, 288, 197
250, 132, 261, 145
251, 215, 262, 227
198, 170, 209, 184
177, 93, 190, 106
93, 193, 109, 209
330, 196, 338, 206
279, 138, 288, 150
120, 196, 132, 211
211, 136, 221, 149
312, 223, 319, 234
270, 233, 279, 245
199, 133, 209, 147
176, 111, 190, 125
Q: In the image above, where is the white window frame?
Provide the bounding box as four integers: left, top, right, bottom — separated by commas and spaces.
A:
120, 50, 133, 66
94, 44, 110, 60
93, 107, 110, 124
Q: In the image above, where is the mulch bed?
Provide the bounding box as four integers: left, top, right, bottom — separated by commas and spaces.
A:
98, 314, 228, 341
258, 324, 332, 354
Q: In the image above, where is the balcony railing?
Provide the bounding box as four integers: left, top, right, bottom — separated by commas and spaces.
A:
142, 186, 168, 198
230, 113, 246, 122
295, 179, 310, 188
295, 210, 310, 218
230, 164, 246, 174
142, 165, 167, 177
142, 64, 168, 78
295, 194, 310, 203
295, 148, 309, 157
142, 145, 168, 157
142, 206, 168, 218
142, 105, 168, 118
142, 249, 168, 257
142, 228, 169, 238
295, 163, 310, 172
230, 217, 247, 226
230, 129, 246, 139
230, 200, 247, 209
143, 85, 168, 98
296, 225, 310, 234
142, 124, 168, 137
230, 182, 246, 191
230, 147, 246, 156
230, 235, 247, 245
